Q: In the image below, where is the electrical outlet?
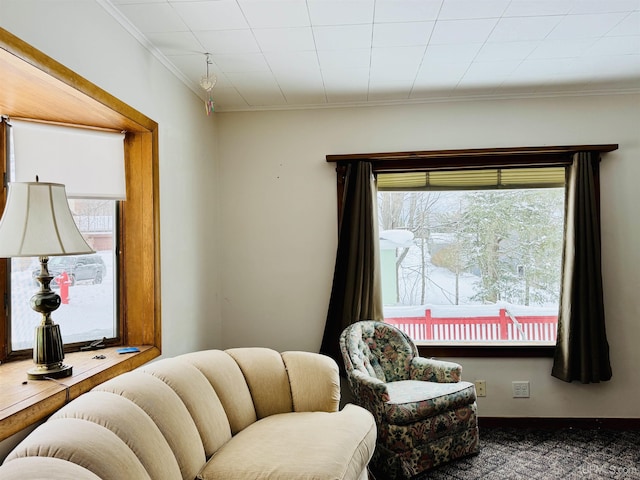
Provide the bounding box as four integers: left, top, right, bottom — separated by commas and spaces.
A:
474, 380, 486, 397
512, 381, 530, 398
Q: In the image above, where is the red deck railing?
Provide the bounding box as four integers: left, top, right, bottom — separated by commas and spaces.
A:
385, 308, 557, 342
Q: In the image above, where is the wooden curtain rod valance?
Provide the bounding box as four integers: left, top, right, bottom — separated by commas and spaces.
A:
326, 144, 619, 163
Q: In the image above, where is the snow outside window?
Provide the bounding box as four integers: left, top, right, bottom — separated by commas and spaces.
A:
378, 170, 565, 346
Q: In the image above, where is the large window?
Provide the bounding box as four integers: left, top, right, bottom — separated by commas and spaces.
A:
328, 145, 617, 356
378, 168, 565, 346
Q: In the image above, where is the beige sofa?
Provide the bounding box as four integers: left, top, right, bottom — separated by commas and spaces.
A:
0, 348, 376, 480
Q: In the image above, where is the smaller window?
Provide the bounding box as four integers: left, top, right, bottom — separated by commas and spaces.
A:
10, 199, 118, 351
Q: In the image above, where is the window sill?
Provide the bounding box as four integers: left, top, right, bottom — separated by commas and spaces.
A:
417, 344, 555, 358
0, 345, 159, 441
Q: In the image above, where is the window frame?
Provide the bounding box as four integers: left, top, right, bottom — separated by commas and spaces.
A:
327, 144, 617, 357
0, 27, 160, 439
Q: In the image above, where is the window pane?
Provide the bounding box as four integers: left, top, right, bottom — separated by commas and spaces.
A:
10, 199, 117, 350
378, 188, 564, 345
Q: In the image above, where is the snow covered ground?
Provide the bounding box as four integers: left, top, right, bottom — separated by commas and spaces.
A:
11, 251, 115, 350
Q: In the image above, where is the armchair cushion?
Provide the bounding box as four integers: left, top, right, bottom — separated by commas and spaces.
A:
384, 380, 477, 425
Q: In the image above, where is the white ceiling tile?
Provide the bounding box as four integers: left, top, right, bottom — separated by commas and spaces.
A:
475, 41, 538, 61
422, 43, 483, 64
547, 13, 630, 40
488, 16, 563, 43
607, 11, 640, 37
147, 31, 203, 55
323, 68, 370, 102
117, 3, 188, 33
254, 28, 315, 52
438, 0, 510, 20
209, 88, 249, 110
172, 1, 248, 31
570, 0, 640, 15
528, 39, 593, 59
510, 58, 580, 80
370, 46, 425, 75
462, 60, 520, 81
224, 71, 287, 106
430, 18, 499, 45
503, 0, 575, 17
195, 30, 260, 54
587, 36, 640, 56
374, 0, 442, 23
415, 62, 468, 83
307, 0, 374, 26
238, 1, 310, 28
373, 22, 434, 47
108, 0, 640, 109
317, 49, 371, 69
264, 51, 320, 73
313, 25, 372, 50
212, 53, 271, 72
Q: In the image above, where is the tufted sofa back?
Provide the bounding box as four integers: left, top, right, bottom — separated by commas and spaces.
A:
339, 320, 418, 383
2, 348, 340, 480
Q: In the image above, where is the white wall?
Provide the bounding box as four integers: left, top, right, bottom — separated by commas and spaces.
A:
0, 0, 222, 357
217, 94, 640, 418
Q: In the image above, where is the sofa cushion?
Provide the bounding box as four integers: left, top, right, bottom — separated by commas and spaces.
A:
180, 350, 258, 434
5, 418, 151, 480
93, 370, 205, 480
227, 347, 293, 419
142, 357, 233, 457
384, 380, 477, 425
0, 457, 102, 480
49, 391, 182, 480
197, 404, 376, 480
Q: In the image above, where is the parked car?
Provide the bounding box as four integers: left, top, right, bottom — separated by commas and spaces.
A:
32, 254, 106, 287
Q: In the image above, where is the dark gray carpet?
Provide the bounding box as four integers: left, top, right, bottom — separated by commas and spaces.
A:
416, 427, 640, 480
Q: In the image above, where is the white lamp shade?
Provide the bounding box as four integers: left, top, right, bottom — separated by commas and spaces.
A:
0, 182, 94, 257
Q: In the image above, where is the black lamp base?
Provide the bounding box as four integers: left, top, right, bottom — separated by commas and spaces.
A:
29, 258, 73, 381
27, 362, 73, 380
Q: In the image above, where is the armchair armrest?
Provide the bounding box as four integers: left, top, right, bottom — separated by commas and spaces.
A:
410, 356, 462, 383
347, 370, 389, 423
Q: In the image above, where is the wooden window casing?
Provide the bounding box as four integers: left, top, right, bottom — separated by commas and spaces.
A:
0, 28, 160, 439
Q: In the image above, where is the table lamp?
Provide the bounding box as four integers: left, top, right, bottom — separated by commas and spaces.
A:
0, 180, 94, 379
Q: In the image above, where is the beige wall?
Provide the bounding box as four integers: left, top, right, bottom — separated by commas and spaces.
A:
217, 94, 640, 418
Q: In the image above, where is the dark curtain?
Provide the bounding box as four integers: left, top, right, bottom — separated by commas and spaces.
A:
320, 161, 383, 367
552, 151, 612, 383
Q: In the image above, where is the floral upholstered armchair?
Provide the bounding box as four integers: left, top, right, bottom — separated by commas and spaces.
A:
339, 320, 479, 479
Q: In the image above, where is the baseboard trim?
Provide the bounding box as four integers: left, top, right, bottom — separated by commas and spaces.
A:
479, 417, 640, 430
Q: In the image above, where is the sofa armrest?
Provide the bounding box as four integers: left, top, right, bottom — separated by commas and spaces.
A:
281, 351, 340, 413
410, 356, 462, 383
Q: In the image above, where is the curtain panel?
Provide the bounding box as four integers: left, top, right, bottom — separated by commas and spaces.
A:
552, 151, 612, 383
320, 162, 383, 369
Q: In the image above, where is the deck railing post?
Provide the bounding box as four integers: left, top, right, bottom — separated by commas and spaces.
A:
499, 308, 508, 340
425, 309, 433, 340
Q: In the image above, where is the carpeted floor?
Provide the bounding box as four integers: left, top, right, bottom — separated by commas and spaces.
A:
409, 427, 640, 480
